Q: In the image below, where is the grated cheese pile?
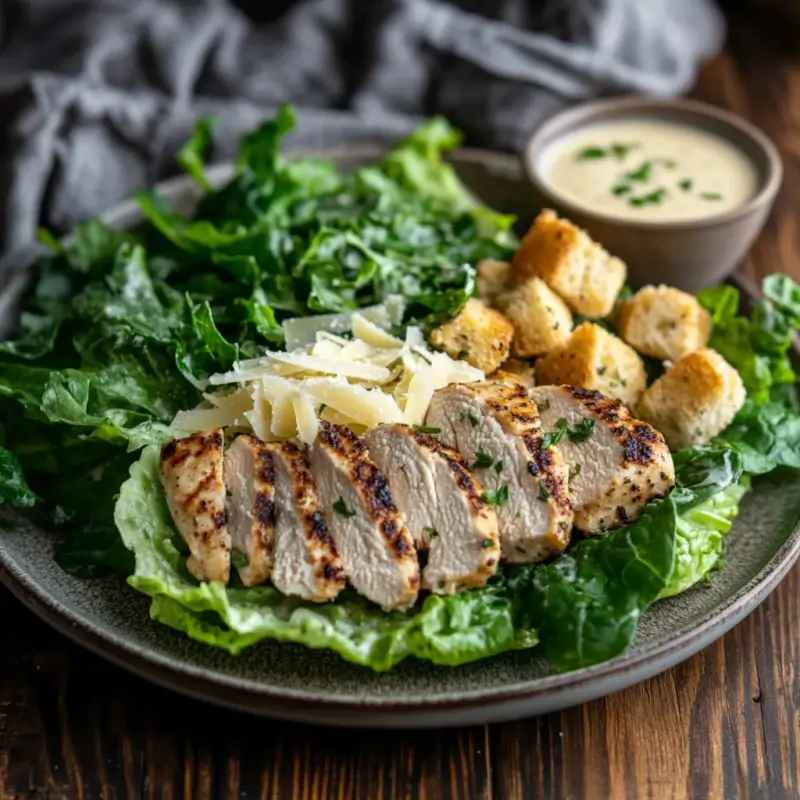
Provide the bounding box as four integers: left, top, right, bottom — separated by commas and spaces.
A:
172, 314, 484, 444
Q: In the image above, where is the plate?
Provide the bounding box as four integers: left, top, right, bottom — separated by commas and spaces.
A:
2, 149, 800, 729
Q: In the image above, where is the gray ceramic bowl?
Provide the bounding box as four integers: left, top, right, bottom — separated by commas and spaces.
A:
522, 97, 783, 292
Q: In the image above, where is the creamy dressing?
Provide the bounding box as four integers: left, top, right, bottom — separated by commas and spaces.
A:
538, 118, 760, 222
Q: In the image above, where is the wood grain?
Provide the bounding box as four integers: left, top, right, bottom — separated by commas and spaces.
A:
4, 8, 800, 800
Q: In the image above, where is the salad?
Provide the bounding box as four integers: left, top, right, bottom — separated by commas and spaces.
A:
2, 104, 800, 674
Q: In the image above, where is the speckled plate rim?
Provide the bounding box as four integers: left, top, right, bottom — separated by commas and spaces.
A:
2, 149, 800, 728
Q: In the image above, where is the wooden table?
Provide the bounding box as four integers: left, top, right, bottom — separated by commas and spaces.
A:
3, 8, 800, 799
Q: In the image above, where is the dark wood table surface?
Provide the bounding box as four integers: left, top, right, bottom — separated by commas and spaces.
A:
3, 7, 800, 800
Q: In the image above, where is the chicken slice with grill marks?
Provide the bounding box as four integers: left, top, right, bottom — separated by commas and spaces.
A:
265, 441, 346, 602
364, 424, 500, 594
160, 429, 230, 584
425, 382, 573, 563
223, 434, 276, 587
309, 422, 420, 610
530, 385, 675, 532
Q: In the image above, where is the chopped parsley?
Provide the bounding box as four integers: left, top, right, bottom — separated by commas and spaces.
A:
576, 146, 607, 160
456, 349, 469, 360
628, 188, 667, 207
481, 538, 495, 549
569, 463, 582, 485
540, 418, 569, 448
333, 498, 356, 518
612, 184, 631, 196
473, 451, 494, 469
413, 425, 440, 435
701, 192, 723, 201
538, 484, 551, 501
567, 418, 595, 442
494, 460, 504, 475
615, 371, 628, 388
626, 161, 652, 182
423, 526, 438, 538
596, 365, 607, 376
610, 142, 638, 159
537, 399, 551, 412
481, 485, 509, 507
231, 550, 249, 570
461, 411, 480, 428
678, 179, 693, 192
319, 403, 327, 413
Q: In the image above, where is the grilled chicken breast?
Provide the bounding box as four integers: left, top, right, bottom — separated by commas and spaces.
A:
223, 435, 276, 587
160, 430, 230, 584
531, 385, 675, 532
309, 422, 420, 610
425, 382, 573, 563
364, 424, 500, 594
266, 441, 346, 602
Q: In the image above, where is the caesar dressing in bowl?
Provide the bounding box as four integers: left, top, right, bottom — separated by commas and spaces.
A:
523, 98, 782, 291
539, 119, 760, 223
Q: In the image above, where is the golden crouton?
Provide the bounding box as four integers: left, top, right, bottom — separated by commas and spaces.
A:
617, 284, 711, 362
636, 348, 745, 451
534, 322, 647, 407
489, 358, 536, 388
429, 298, 514, 373
512, 209, 626, 318
500, 276, 573, 358
476, 259, 512, 302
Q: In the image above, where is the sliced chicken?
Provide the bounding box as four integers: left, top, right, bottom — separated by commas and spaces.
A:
223, 435, 276, 587
530, 385, 675, 532
425, 382, 572, 563
160, 430, 230, 584
364, 424, 500, 594
265, 441, 346, 602
309, 422, 420, 610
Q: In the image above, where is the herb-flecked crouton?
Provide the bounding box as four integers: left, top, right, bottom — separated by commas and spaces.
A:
617, 284, 711, 362
476, 258, 512, 302
500, 276, 573, 357
512, 209, 626, 318
429, 298, 514, 373
636, 348, 745, 450
534, 322, 647, 407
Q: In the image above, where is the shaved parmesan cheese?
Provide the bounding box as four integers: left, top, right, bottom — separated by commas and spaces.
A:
292, 392, 319, 444
195, 309, 485, 444
352, 313, 403, 348
402, 368, 436, 426
245, 384, 272, 441
270, 395, 297, 439
173, 406, 241, 432
301, 379, 403, 429
268, 352, 391, 382
282, 296, 406, 350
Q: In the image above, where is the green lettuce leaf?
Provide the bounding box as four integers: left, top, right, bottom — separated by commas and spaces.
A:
659, 479, 749, 599
0, 445, 37, 507
177, 118, 216, 191
113, 446, 538, 670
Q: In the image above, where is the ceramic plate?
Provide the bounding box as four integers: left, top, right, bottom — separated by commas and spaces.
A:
2, 150, 800, 729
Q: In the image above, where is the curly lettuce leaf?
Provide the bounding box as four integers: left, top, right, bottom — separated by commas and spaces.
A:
113, 446, 538, 670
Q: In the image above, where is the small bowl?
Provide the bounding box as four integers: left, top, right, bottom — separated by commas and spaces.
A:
522, 97, 783, 292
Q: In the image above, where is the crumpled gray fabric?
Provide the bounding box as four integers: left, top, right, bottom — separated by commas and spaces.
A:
0, 0, 725, 293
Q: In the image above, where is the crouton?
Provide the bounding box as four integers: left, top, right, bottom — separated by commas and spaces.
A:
476, 259, 512, 302
500, 276, 573, 357
617, 284, 711, 362
534, 322, 647, 407
636, 348, 745, 450
429, 298, 514, 373
489, 358, 536, 388
512, 209, 626, 318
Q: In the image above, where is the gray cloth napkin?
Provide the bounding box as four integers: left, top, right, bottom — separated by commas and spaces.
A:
0, 0, 725, 291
